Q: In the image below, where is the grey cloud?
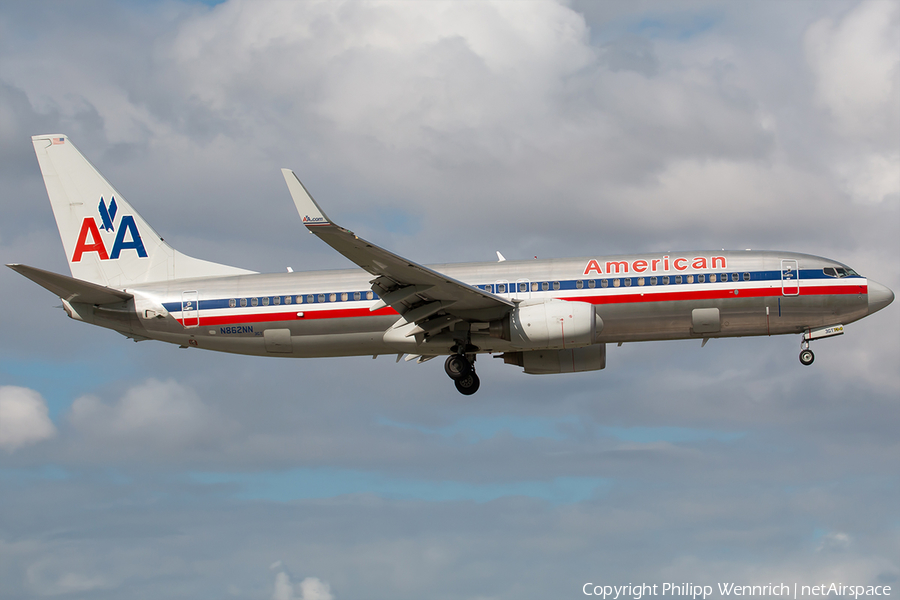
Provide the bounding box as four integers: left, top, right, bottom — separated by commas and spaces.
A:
0, 1, 897, 599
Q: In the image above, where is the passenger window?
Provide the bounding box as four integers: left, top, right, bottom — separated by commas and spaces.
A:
613, 279, 621, 288
623, 278, 632, 287
588, 280, 596, 289
686, 275, 694, 284
497, 284, 506, 293
251, 298, 259, 307
637, 277, 645, 286
601, 279, 609, 288
743, 272, 750, 281
229, 299, 236, 308
697, 274, 705, 283
675, 275, 682, 284
650, 276, 657, 285
354, 292, 361, 301
576, 280, 584, 289
367, 291, 374, 300
531, 282, 538, 291
518, 282, 527, 292
239, 298, 246, 307
542, 282, 549, 291
273, 296, 281, 305
662, 276, 670, 285
552, 281, 560, 290
329, 293, 336, 302
730, 273, 737, 282
262, 297, 270, 306
317, 294, 325, 303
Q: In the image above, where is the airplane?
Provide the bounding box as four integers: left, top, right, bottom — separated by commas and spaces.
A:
9, 134, 895, 395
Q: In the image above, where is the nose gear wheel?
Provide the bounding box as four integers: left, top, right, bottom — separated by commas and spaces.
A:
799, 349, 814, 365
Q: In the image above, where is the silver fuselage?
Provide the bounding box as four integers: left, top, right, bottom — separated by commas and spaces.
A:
72, 250, 879, 358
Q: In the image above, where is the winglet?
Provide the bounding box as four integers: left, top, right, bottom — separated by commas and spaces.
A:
281, 169, 331, 228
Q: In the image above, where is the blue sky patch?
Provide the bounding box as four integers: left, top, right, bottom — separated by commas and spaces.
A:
0, 353, 135, 421
378, 416, 743, 445
189, 468, 608, 504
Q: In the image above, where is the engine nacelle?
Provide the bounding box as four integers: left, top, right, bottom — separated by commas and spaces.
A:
502, 344, 607, 374
490, 299, 600, 350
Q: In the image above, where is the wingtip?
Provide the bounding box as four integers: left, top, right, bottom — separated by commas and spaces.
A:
281, 169, 331, 225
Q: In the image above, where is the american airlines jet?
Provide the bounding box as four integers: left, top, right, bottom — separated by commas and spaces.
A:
10, 135, 895, 395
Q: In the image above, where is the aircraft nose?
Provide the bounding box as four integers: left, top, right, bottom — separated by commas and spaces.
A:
868, 280, 894, 315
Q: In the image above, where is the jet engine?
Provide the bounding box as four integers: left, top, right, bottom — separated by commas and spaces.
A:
489, 298, 601, 350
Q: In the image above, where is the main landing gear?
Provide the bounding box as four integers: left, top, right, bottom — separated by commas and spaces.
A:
445, 354, 480, 395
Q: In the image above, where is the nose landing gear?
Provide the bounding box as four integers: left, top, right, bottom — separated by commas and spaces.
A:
445, 354, 479, 395
798, 324, 844, 366
799, 339, 815, 365
799, 347, 815, 365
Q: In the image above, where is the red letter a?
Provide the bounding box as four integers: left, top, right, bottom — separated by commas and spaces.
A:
72, 218, 109, 262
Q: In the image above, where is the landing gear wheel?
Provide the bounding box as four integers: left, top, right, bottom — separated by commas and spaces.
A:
799, 349, 815, 366
444, 355, 471, 380
454, 371, 480, 395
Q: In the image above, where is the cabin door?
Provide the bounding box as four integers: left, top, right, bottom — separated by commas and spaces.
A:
182, 290, 199, 328
781, 260, 799, 296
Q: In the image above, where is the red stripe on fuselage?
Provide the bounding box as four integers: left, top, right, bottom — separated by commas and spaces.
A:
568, 283, 866, 305
176, 284, 866, 327
185, 305, 398, 327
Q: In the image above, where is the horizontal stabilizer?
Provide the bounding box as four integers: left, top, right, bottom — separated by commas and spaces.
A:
7, 263, 133, 305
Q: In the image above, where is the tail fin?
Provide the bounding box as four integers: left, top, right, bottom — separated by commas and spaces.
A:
32, 134, 254, 287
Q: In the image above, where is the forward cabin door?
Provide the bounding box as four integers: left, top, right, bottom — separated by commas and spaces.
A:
781, 260, 799, 296
182, 290, 199, 328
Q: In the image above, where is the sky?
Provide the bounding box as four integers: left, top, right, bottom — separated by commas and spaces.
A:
0, 1, 898, 599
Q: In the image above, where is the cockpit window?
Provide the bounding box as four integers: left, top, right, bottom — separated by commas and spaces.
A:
824, 267, 860, 278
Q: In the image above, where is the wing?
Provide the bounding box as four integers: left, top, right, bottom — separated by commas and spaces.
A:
281, 170, 513, 333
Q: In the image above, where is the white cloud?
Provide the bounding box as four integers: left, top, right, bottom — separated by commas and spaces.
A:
68, 378, 235, 453
273, 570, 334, 600
25, 560, 113, 596
836, 152, 900, 204
805, 0, 900, 140
0, 385, 56, 451
817, 531, 851, 552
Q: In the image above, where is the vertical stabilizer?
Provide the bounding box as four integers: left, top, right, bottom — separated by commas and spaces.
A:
32, 135, 254, 287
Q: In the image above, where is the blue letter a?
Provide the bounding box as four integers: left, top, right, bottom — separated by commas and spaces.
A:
110, 215, 148, 259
